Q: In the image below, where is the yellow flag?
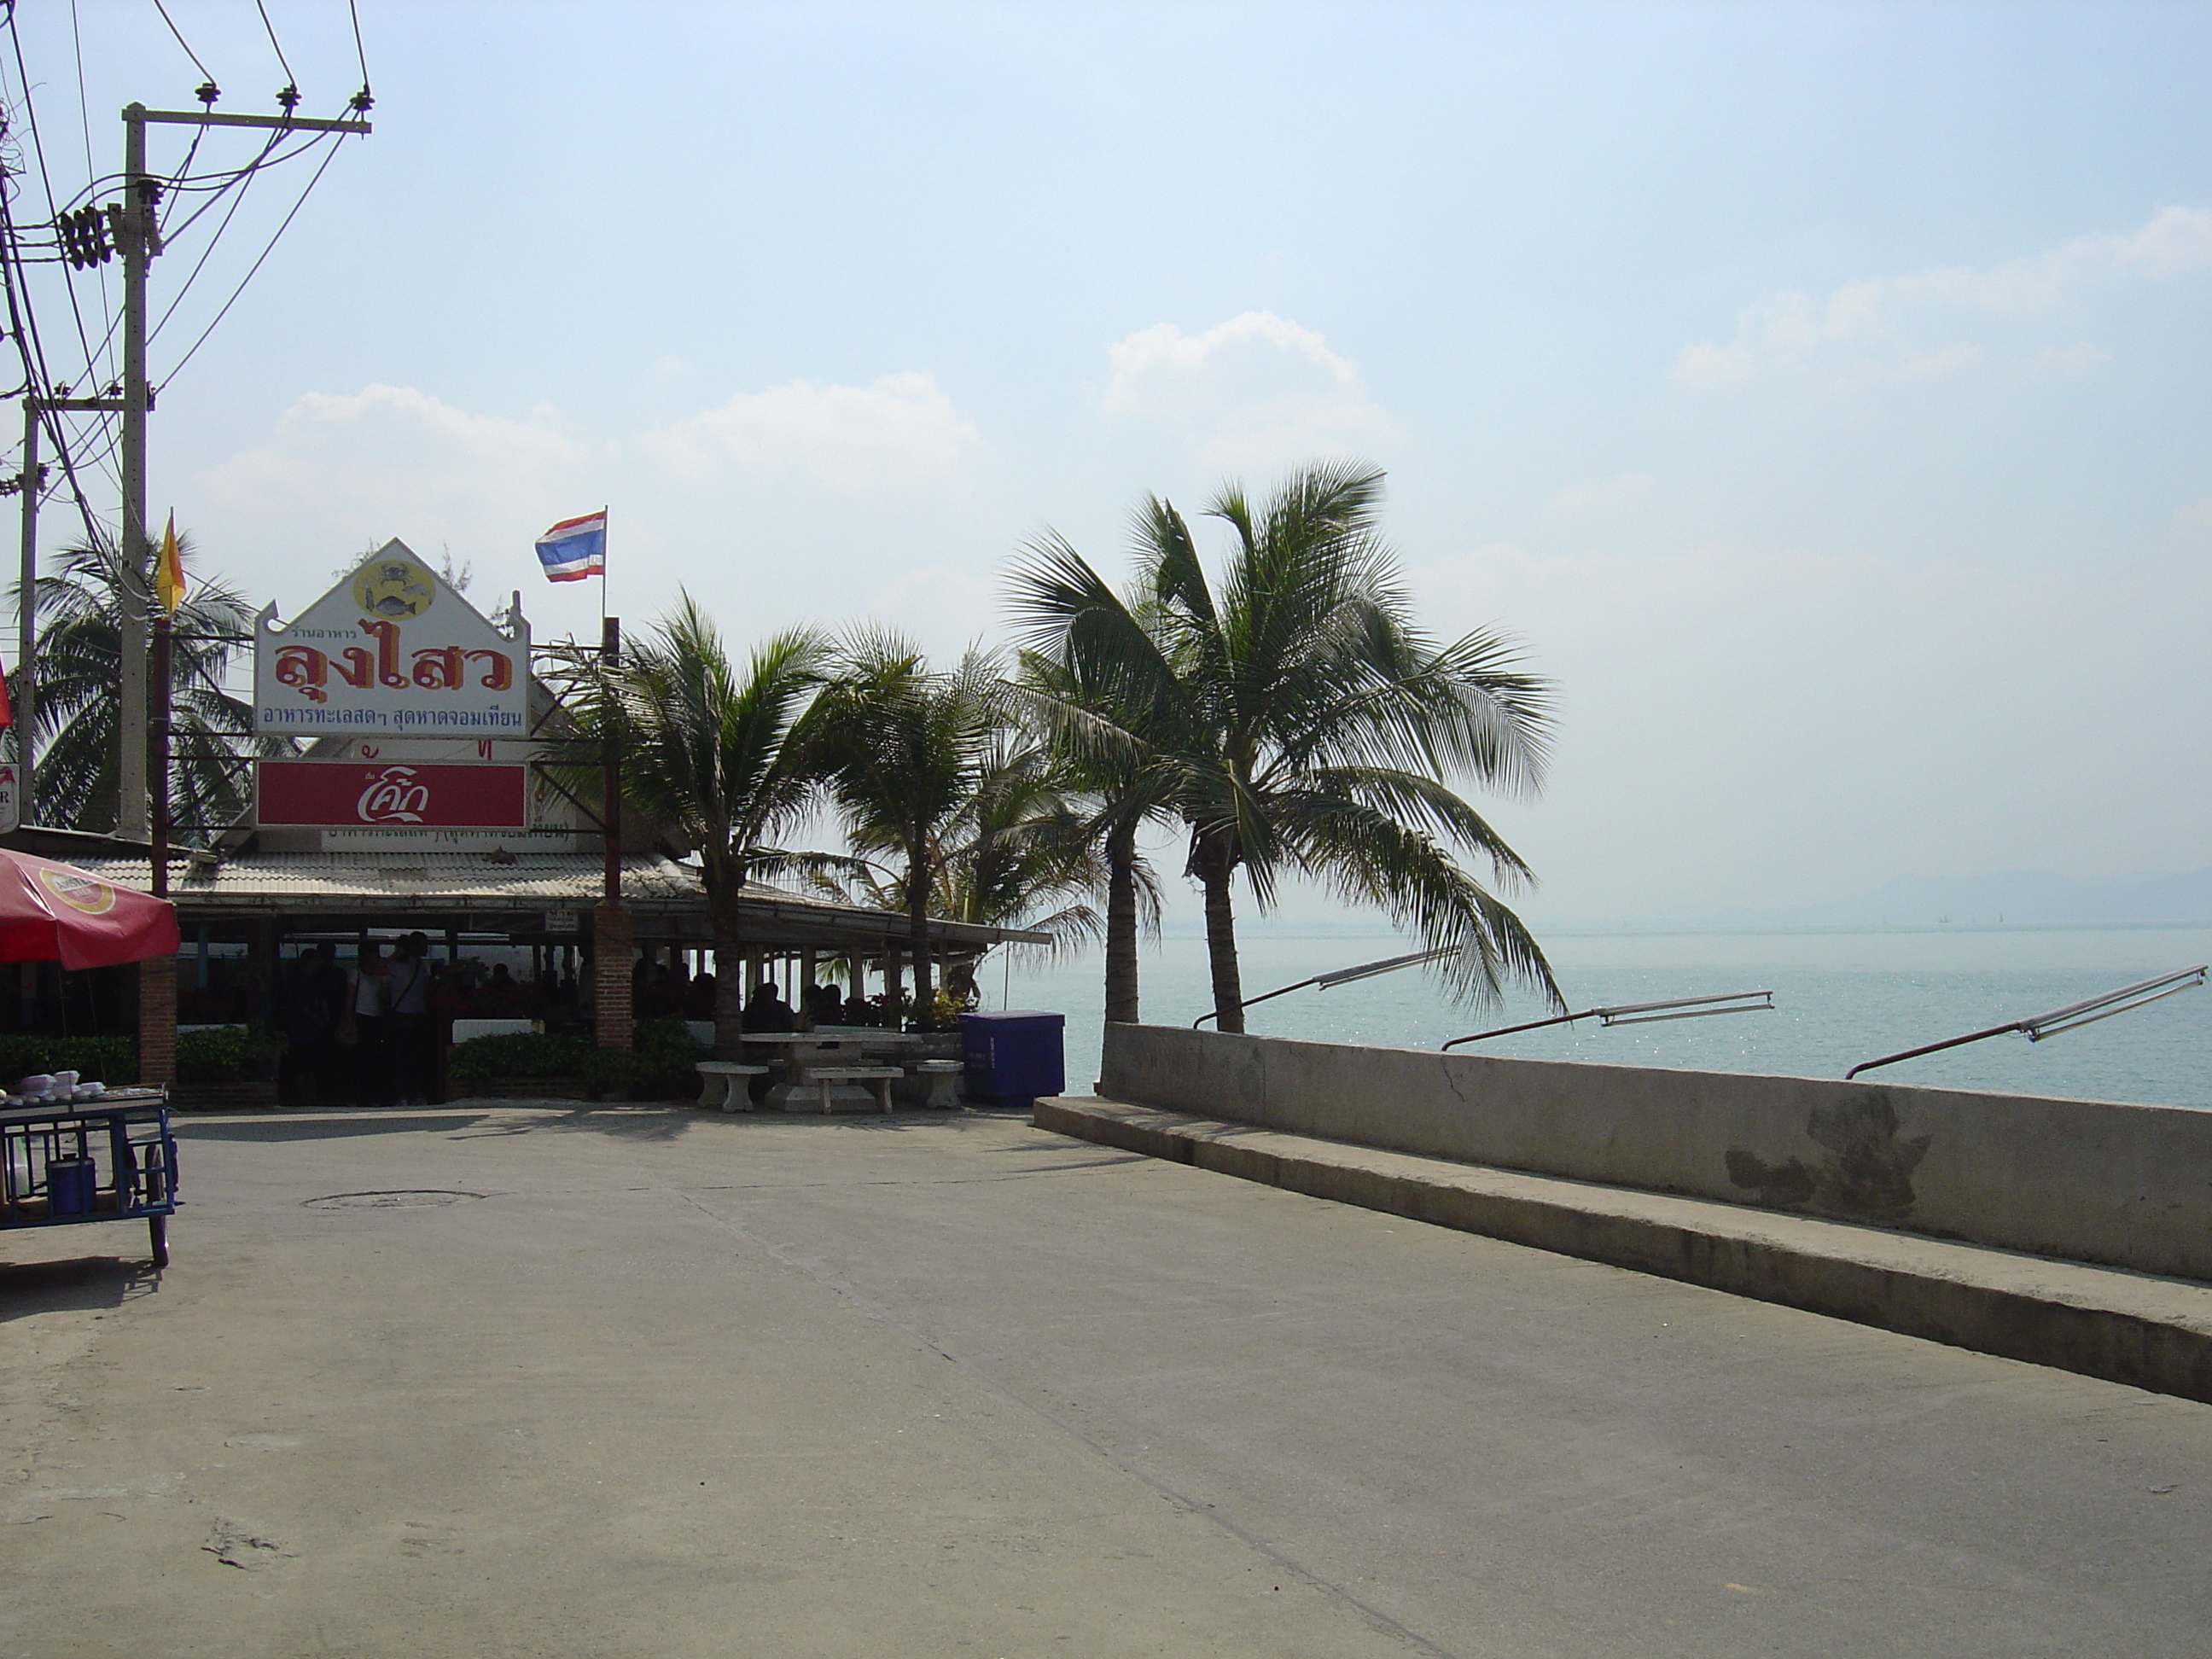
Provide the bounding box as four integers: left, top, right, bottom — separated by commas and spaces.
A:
154, 512, 185, 615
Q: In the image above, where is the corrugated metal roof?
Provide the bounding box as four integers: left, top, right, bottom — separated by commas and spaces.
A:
57, 850, 1051, 948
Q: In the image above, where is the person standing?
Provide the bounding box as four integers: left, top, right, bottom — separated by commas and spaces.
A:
279, 944, 337, 1107
387, 933, 433, 1108
346, 943, 393, 1107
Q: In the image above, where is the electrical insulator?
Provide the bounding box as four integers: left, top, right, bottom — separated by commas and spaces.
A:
55, 206, 113, 270
195, 80, 219, 108
276, 84, 301, 113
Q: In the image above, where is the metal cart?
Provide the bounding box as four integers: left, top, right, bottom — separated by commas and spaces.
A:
0, 1091, 178, 1267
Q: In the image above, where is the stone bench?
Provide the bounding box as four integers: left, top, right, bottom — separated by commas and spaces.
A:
696, 1062, 770, 1112
910, 1059, 963, 1109
799, 1066, 903, 1115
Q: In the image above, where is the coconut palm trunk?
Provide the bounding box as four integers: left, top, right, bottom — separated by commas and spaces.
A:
1103, 819, 1141, 1024
906, 835, 934, 1019
1200, 868, 1245, 1034
710, 883, 748, 1058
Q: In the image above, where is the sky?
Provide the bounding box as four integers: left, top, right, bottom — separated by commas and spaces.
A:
6, 1, 2209, 930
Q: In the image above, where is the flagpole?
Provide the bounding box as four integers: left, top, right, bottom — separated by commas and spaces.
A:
598, 503, 608, 626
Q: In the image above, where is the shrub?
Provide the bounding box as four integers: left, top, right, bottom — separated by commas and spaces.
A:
0, 1033, 137, 1088
176, 1026, 281, 1085
445, 1020, 706, 1100
578, 1020, 708, 1101
581, 1047, 645, 1100
445, 1030, 593, 1083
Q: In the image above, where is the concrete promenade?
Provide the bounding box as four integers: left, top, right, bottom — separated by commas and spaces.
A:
1, 1103, 2206, 1656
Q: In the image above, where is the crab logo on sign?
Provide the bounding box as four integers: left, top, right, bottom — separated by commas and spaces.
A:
357, 765, 432, 824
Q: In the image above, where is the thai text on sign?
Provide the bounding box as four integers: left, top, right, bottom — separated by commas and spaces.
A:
253, 542, 530, 736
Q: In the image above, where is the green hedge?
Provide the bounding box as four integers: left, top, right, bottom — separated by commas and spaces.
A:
446, 1030, 593, 1083
0, 1033, 137, 1088
176, 1027, 282, 1085
445, 1018, 707, 1100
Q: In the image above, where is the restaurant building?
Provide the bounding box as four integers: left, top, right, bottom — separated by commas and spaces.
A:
1, 544, 1046, 1082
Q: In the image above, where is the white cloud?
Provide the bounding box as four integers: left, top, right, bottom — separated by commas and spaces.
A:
1102, 311, 1394, 466
2028, 342, 2109, 377
1678, 205, 2212, 387
196, 384, 593, 579
646, 371, 985, 487
184, 374, 1005, 649
1546, 470, 1656, 522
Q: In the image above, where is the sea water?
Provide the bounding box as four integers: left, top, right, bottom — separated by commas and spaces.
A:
1004, 925, 2212, 1110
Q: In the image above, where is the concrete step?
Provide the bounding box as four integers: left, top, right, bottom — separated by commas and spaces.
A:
1035, 1094, 2212, 1405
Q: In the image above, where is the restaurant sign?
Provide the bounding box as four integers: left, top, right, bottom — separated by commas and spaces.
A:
253, 540, 531, 736
257, 760, 529, 829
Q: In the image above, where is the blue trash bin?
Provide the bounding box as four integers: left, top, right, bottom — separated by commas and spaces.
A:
958, 1010, 1065, 1108
49, 1156, 96, 1216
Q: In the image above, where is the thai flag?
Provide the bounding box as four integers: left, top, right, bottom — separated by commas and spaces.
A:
535, 510, 607, 582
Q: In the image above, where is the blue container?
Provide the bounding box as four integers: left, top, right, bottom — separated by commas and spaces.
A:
49, 1157, 96, 1216
959, 1010, 1066, 1106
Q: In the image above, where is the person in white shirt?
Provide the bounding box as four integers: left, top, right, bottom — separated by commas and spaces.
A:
346, 943, 393, 1107
387, 933, 434, 1107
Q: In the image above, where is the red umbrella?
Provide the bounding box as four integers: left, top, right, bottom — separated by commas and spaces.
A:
0, 848, 180, 970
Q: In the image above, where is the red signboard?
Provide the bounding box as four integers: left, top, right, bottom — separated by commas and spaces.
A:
256, 761, 528, 829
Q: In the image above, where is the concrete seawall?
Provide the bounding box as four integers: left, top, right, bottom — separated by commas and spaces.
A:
1097, 1023, 2212, 1283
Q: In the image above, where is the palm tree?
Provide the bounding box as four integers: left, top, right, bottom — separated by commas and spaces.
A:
12, 530, 289, 837
603, 596, 830, 1057
1008, 620, 1173, 1025
1010, 461, 1561, 1033
806, 634, 1006, 1026
806, 727, 1111, 1008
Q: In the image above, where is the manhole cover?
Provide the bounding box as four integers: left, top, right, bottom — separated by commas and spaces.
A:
302, 1190, 484, 1211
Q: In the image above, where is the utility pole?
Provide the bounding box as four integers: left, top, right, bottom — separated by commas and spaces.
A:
594, 616, 633, 1052
103, 101, 368, 1081
110, 102, 369, 844
14, 403, 35, 796
115, 107, 153, 843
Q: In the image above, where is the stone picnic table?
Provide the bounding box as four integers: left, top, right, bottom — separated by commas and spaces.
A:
738, 1028, 922, 1112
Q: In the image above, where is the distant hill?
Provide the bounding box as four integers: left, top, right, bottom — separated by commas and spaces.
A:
1685, 866, 2212, 932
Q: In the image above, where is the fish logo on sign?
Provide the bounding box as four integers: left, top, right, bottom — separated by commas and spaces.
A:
38, 868, 115, 915
352, 559, 435, 620
357, 765, 432, 824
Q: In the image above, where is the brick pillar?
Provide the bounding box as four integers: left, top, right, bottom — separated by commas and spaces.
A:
137, 956, 177, 1086
594, 900, 633, 1050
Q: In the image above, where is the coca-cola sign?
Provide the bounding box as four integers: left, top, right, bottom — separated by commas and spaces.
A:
257, 761, 528, 829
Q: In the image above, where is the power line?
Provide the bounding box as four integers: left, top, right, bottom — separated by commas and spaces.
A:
67, 0, 116, 393
253, 0, 300, 110
347, 0, 372, 105
3, 9, 109, 425
158, 128, 352, 393
146, 0, 214, 90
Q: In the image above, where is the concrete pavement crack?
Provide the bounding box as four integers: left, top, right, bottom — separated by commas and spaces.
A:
673, 1190, 1462, 1659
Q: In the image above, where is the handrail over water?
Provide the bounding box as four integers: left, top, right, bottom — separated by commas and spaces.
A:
1845, 964, 2207, 1080
1193, 947, 1449, 1028
1441, 990, 1775, 1051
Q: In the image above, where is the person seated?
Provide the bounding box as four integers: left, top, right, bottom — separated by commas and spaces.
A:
805, 981, 844, 1026
738, 979, 795, 1102
685, 970, 718, 1020
484, 962, 523, 1016
742, 978, 795, 1033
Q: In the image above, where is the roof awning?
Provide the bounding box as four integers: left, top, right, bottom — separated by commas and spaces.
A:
38, 848, 1053, 952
